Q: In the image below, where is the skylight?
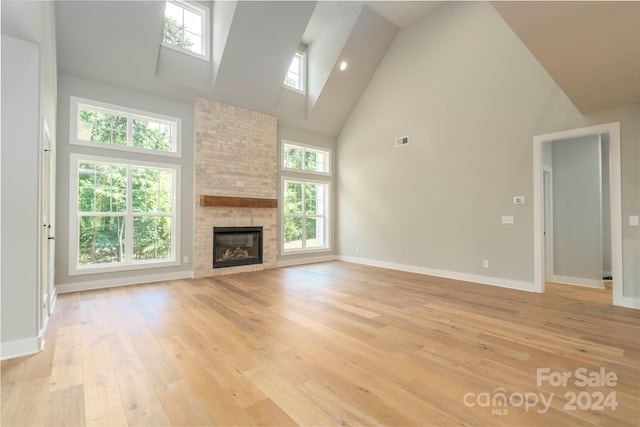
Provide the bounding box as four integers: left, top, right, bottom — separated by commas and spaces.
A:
163, 0, 209, 60
284, 50, 306, 94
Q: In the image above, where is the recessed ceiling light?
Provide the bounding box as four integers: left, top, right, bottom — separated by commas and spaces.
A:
339, 61, 348, 71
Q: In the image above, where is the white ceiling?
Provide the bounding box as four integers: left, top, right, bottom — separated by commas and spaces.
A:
4, 1, 638, 136
492, 1, 640, 113
52, 0, 415, 137
367, 1, 443, 28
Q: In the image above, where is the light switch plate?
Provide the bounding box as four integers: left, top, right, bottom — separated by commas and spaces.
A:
501, 216, 514, 224
630, 216, 640, 226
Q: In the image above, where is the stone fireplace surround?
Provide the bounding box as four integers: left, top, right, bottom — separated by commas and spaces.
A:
194, 98, 278, 278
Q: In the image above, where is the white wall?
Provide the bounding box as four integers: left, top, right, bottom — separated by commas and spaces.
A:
1, 36, 41, 354
336, 1, 587, 290
552, 135, 603, 286
1, 1, 58, 359
55, 75, 195, 292
336, 2, 639, 302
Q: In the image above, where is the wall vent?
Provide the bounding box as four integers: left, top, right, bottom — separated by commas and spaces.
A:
395, 136, 409, 147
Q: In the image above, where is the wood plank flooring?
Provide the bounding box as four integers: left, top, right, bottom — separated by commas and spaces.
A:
2, 261, 639, 426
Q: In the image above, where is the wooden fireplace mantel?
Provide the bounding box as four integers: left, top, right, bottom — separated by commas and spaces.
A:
200, 195, 278, 209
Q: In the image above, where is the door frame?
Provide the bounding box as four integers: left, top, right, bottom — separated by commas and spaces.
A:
543, 168, 554, 283
533, 122, 624, 306
38, 117, 54, 338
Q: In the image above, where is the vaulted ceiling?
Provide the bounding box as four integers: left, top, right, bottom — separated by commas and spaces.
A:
492, 1, 640, 114
5, 1, 639, 137
53, 1, 437, 137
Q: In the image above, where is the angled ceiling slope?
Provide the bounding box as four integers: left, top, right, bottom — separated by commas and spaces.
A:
285, 4, 398, 137
492, 1, 640, 113
54, 1, 442, 137
212, 1, 316, 113
1, 0, 39, 43
55, 1, 166, 94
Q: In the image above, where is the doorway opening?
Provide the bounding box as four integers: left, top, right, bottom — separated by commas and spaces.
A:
533, 122, 623, 306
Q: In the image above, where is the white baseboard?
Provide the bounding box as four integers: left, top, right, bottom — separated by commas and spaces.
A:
277, 254, 337, 268
2, 296, 55, 360
1, 334, 44, 361
553, 275, 605, 289
337, 255, 537, 293
615, 295, 640, 310
57, 270, 194, 294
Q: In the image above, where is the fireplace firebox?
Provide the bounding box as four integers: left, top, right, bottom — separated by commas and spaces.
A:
213, 226, 263, 268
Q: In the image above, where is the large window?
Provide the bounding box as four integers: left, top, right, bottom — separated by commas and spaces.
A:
69, 154, 180, 275
283, 141, 330, 175
163, 0, 210, 60
283, 180, 328, 251
281, 140, 331, 254
70, 97, 181, 157
283, 50, 306, 94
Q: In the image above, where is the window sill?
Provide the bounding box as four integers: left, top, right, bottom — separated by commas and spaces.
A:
161, 42, 210, 62
69, 258, 180, 276
281, 167, 331, 177
70, 139, 182, 158
281, 247, 332, 257
282, 84, 306, 96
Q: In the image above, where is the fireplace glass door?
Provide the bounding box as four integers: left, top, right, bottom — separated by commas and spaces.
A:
213, 226, 263, 268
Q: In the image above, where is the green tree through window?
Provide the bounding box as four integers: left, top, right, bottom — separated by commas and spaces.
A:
163, 16, 194, 50
75, 159, 176, 268
281, 142, 330, 252
78, 163, 127, 264
76, 101, 178, 154
283, 181, 326, 250
283, 143, 329, 174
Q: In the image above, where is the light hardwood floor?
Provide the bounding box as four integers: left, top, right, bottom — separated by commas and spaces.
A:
2, 261, 639, 426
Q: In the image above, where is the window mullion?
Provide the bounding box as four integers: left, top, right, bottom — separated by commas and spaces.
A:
126, 113, 133, 148
302, 148, 307, 172
180, 7, 186, 40
301, 183, 307, 249
125, 166, 133, 264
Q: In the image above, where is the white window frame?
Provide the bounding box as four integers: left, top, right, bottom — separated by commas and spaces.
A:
281, 177, 330, 255
68, 153, 181, 276
283, 49, 306, 94
162, 0, 210, 61
280, 139, 332, 255
70, 97, 182, 158
281, 140, 331, 176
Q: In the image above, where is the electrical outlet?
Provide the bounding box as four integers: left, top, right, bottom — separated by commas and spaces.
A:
183, 256, 189, 264
482, 260, 489, 268
513, 196, 525, 205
